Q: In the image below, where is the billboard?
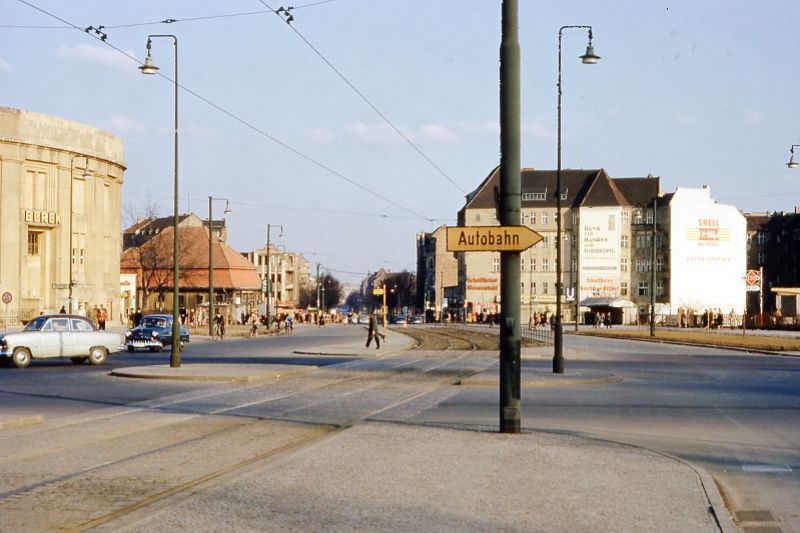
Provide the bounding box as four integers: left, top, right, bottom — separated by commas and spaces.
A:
579, 207, 621, 297
668, 187, 746, 314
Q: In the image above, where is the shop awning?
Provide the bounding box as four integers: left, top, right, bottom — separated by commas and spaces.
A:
580, 297, 637, 308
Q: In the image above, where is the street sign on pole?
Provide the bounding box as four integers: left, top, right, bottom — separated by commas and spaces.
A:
445, 225, 543, 252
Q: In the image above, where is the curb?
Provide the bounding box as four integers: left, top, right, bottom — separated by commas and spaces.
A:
573, 332, 794, 357
0, 415, 44, 431
109, 365, 315, 383
455, 373, 622, 387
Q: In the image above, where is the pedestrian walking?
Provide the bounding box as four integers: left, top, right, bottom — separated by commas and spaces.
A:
365, 311, 380, 349
98, 305, 107, 330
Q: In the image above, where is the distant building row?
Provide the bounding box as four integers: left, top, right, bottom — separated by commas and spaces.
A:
416, 166, 781, 325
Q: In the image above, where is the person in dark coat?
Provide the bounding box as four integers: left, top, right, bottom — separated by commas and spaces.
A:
365, 311, 380, 349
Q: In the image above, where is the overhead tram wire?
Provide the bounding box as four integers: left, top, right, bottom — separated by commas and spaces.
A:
15, 0, 434, 223
121, 190, 451, 222
256, 0, 467, 195
3, 2, 341, 29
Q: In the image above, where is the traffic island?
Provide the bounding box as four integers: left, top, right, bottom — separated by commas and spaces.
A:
455, 368, 621, 387
110, 364, 316, 383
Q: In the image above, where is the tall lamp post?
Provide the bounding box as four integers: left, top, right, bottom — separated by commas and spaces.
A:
554, 25, 600, 374
208, 197, 231, 336
139, 34, 181, 367
68, 156, 92, 313
265, 224, 284, 328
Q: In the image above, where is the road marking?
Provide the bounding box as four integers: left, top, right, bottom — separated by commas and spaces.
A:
741, 464, 792, 473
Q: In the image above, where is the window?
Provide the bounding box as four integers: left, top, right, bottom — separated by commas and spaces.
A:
636, 258, 651, 272
542, 236, 549, 247
492, 257, 500, 272
635, 234, 652, 249
27, 231, 41, 255
646, 210, 654, 224
529, 212, 537, 224
620, 257, 628, 272
621, 211, 629, 225
621, 235, 629, 248
634, 210, 643, 224
474, 213, 481, 222
756, 232, 765, 245
531, 282, 537, 294
571, 259, 577, 272
757, 252, 766, 265
620, 282, 628, 296
520, 258, 526, 271
543, 282, 549, 295
608, 214, 616, 231
541, 212, 549, 225
522, 191, 547, 201
656, 258, 664, 272
657, 281, 664, 296
638, 281, 650, 296
542, 258, 549, 271
530, 258, 536, 271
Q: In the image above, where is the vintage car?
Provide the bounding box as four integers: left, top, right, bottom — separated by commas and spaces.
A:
0, 314, 124, 368
125, 314, 190, 352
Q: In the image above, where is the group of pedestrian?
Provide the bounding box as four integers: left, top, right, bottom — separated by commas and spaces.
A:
58, 303, 108, 329
593, 312, 612, 329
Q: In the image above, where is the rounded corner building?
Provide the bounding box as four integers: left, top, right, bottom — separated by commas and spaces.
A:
0, 106, 125, 323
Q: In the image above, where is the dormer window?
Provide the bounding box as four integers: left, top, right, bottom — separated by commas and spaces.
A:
522, 188, 547, 201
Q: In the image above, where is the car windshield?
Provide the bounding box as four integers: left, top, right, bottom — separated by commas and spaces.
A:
24, 316, 47, 331
142, 317, 168, 328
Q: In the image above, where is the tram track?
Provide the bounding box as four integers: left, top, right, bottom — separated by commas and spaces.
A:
0, 348, 495, 532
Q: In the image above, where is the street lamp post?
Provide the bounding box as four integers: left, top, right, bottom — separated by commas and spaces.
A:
554, 25, 600, 374
265, 224, 284, 329
208, 197, 231, 336
68, 156, 91, 313
139, 34, 181, 367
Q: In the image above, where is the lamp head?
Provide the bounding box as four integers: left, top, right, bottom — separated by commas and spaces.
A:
788, 146, 799, 168
580, 44, 601, 64
82, 167, 92, 180
223, 200, 232, 215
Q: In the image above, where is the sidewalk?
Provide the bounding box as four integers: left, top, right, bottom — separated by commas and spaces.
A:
115, 420, 732, 532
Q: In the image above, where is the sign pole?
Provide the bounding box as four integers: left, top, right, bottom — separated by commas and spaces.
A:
499, 0, 522, 433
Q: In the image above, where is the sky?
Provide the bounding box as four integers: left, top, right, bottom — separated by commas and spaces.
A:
2, 0, 800, 284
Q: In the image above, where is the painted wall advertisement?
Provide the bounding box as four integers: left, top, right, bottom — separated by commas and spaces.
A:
579, 207, 621, 297
668, 188, 746, 314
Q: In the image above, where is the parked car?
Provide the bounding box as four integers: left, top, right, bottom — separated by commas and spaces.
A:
126, 314, 190, 352
358, 314, 370, 324
410, 315, 423, 324
0, 314, 124, 368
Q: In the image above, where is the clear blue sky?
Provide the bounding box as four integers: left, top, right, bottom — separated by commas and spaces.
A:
2, 1, 799, 283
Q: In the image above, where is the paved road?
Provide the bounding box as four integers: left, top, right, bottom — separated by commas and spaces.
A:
0, 324, 797, 531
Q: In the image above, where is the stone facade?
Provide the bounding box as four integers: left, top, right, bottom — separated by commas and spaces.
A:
0, 107, 125, 323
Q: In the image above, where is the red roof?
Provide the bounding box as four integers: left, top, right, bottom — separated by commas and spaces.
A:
121, 226, 260, 290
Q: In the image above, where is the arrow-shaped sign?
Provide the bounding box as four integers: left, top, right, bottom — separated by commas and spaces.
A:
446, 226, 543, 252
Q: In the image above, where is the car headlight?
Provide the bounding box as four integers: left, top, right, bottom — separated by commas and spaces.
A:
125, 332, 131, 338
152, 331, 159, 338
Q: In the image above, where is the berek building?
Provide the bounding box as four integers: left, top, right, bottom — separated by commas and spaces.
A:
0, 107, 125, 323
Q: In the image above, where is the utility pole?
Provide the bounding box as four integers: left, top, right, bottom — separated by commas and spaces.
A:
499, 0, 522, 433
316, 263, 321, 315
650, 195, 657, 337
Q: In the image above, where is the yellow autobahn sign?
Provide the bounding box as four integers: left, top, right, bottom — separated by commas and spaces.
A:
446, 226, 543, 252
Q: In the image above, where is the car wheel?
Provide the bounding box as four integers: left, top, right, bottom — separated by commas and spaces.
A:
157, 343, 165, 352
70, 357, 87, 365
88, 347, 108, 365
179, 341, 185, 350
127, 346, 135, 353
12, 348, 31, 369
